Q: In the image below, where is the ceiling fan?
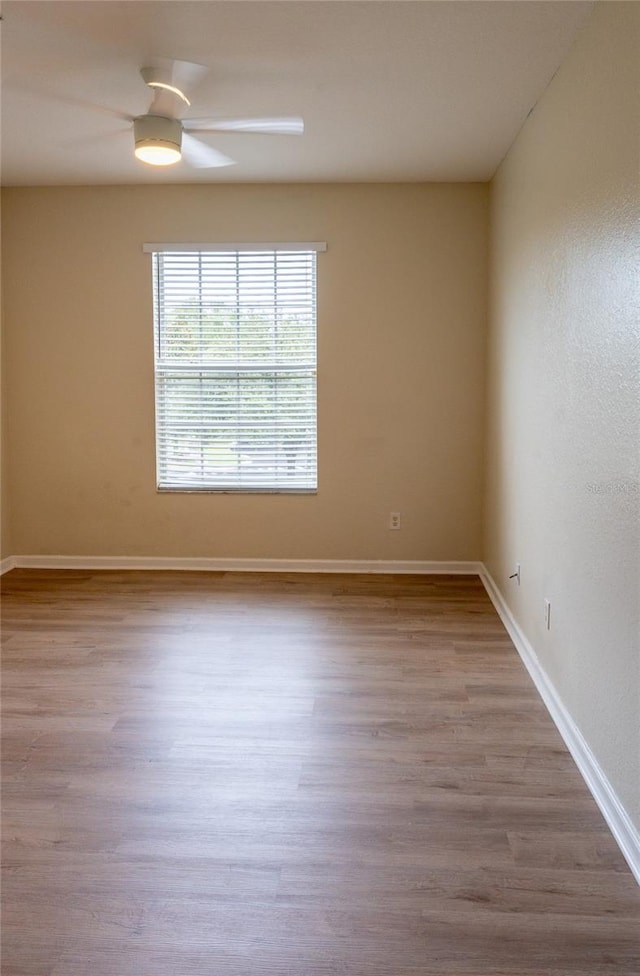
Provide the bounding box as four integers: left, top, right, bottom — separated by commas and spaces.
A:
126, 59, 303, 169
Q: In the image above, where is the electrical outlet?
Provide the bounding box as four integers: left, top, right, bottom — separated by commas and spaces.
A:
544, 599, 551, 630
389, 512, 401, 530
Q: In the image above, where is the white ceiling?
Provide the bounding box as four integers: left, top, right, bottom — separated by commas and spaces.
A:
1, 0, 593, 186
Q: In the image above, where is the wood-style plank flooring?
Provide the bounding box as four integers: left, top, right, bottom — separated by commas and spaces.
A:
2, 570, 639, 975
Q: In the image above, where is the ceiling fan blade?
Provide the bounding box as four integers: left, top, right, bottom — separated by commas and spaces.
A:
181, 133, 235, 169
67, 126, 131, 150
141, 60, 210, 119
5, 79, 132, 122
148, 88, 186, 120
146, 58, 209, 97
168, 59, 209, 93
184, 117, 304, 136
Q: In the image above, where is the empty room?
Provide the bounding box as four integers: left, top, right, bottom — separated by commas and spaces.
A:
1, 1, 639, 974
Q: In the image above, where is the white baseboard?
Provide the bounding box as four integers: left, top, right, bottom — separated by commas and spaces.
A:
0, 555, 16, 575
479, 563, 640, 886
5, 555, 482, 575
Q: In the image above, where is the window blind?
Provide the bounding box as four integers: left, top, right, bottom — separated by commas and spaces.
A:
151, 248, 320, 491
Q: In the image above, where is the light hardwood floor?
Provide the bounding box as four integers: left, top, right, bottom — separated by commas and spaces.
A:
2, 570, 639, 975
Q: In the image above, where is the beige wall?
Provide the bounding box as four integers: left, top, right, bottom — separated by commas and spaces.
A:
0, 21, 7, 559
0, 189, 10, 561
485, 1, 640, 828
2, 183, 487, 561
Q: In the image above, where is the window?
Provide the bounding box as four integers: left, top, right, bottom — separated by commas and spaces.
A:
146, 243, 325, 492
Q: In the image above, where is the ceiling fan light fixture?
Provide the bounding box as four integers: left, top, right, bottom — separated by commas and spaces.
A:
134, 115, 182, 166
134, 142, 182, 166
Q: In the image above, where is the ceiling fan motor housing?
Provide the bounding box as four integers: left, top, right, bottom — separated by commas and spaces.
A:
134, 115, 182, 162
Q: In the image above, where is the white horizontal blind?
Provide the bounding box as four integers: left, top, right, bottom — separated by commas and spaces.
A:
152, 248, 318, 491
